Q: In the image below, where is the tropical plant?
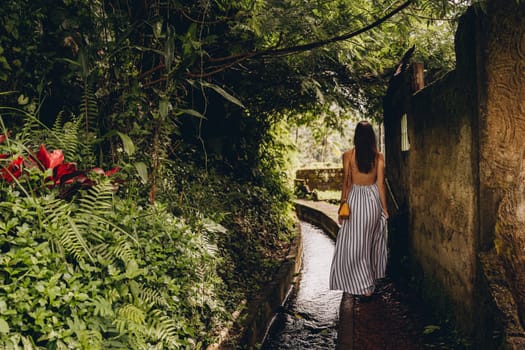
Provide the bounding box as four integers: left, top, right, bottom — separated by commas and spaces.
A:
0, 114, 228, 349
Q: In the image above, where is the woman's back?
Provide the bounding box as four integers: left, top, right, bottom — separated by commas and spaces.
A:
348, 148, 378, 185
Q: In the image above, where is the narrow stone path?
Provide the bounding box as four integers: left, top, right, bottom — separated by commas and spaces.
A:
336, 282, 426, 349
296, 199, 459, 350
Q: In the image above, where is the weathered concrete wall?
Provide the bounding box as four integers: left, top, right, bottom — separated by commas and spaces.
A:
384, 2, 525, 348
295, 168, 343, 192
385, 9, 479, 336
409, 69, 478, 331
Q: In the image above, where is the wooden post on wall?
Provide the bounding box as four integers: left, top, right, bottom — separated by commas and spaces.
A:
411, 62, 425, 92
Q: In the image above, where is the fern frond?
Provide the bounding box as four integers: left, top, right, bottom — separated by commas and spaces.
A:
89, 215, 139, 246
93, 235, 135, 267
114, 304, 146, 333
112, 238, 135, 266
201, 234, 219, 256
137, 284, 168, 308
92, 296, 114, 318
92, 242, 117, 265
78, 329, 102, 350
19, 112, 44, 145
105, 288, 120, 304
52, 112, 65, 134
63, 216, 95, 262
145, 311, 180, 347
42, 198, 94, 263
62, 121, 81, 154
42, 198, 71, 221
10, 106, 79, 153
78, 181, 114, 215
76, 182, 138, 245
127, 335, 147, 350
79, 86, 98, 134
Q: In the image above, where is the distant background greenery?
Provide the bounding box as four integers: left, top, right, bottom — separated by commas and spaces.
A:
0, 0, 471, 348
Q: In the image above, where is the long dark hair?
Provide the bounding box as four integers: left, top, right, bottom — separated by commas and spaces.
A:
353, 121, 377, 173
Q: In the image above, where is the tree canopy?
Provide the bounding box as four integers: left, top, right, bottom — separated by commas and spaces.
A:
0, 0, 472, 177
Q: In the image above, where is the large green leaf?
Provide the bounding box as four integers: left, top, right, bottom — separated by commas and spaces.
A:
116, 132, 135, 156
0, 317, 9, 333
200, 81, 245, 108
134, 162, 148, 184
177, 109, 206, 119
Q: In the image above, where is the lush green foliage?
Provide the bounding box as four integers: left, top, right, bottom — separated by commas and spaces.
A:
0, 96, 295, 350
0, 121, 230, 349
157, 142, 295, 307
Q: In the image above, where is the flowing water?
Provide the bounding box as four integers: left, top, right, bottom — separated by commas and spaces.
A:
262, 221, 342, 349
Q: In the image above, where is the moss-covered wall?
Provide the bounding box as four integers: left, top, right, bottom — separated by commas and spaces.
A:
385, 7, 479, 334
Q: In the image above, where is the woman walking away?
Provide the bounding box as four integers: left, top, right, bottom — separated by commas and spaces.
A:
329, 121, 389, 298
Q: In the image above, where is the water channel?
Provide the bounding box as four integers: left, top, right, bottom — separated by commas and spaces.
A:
261, 221, 468, 349
262, 221, 342, 349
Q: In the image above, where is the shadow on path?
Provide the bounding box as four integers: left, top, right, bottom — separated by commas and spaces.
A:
337, 281, 424, 350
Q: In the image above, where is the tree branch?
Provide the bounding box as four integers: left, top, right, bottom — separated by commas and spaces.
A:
261, 0, 412, 57
189, 0, 413, 78
180, 8, 232, 25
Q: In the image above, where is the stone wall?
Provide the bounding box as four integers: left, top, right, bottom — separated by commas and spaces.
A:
384, 2, 525, 348
477, 2, 525, 341
385, 29, 480, 338
409, 69, 478, 331
295, 168, 342, 192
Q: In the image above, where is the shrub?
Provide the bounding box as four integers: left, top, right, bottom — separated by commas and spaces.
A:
0, 133, 227, 349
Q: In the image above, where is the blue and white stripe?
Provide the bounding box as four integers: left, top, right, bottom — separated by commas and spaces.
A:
329, 183, 387, 295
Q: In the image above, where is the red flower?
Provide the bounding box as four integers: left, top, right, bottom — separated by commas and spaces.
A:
53, 162, 79, 185
92, 166, 120, 176
1, 156, 24, 182
0, 133, 7, 144
37, 144, 64, 169
0, 154, 8, 159
104, 166, 120, 176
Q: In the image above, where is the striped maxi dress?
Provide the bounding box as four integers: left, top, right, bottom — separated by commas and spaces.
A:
329, 183, 387, 295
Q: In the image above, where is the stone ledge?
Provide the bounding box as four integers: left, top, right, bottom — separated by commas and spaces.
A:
294, 199, 340, 239
208, 215, 303, 350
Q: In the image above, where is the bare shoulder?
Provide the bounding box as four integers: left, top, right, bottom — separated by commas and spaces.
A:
342, 148, 354, 160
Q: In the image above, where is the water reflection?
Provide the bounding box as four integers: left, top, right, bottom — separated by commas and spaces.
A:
262, 222, 342, 349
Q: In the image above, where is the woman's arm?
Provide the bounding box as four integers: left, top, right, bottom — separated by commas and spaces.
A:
339, 151, 352, 224
340, 151, 352, 202
376, 153, 389, 218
